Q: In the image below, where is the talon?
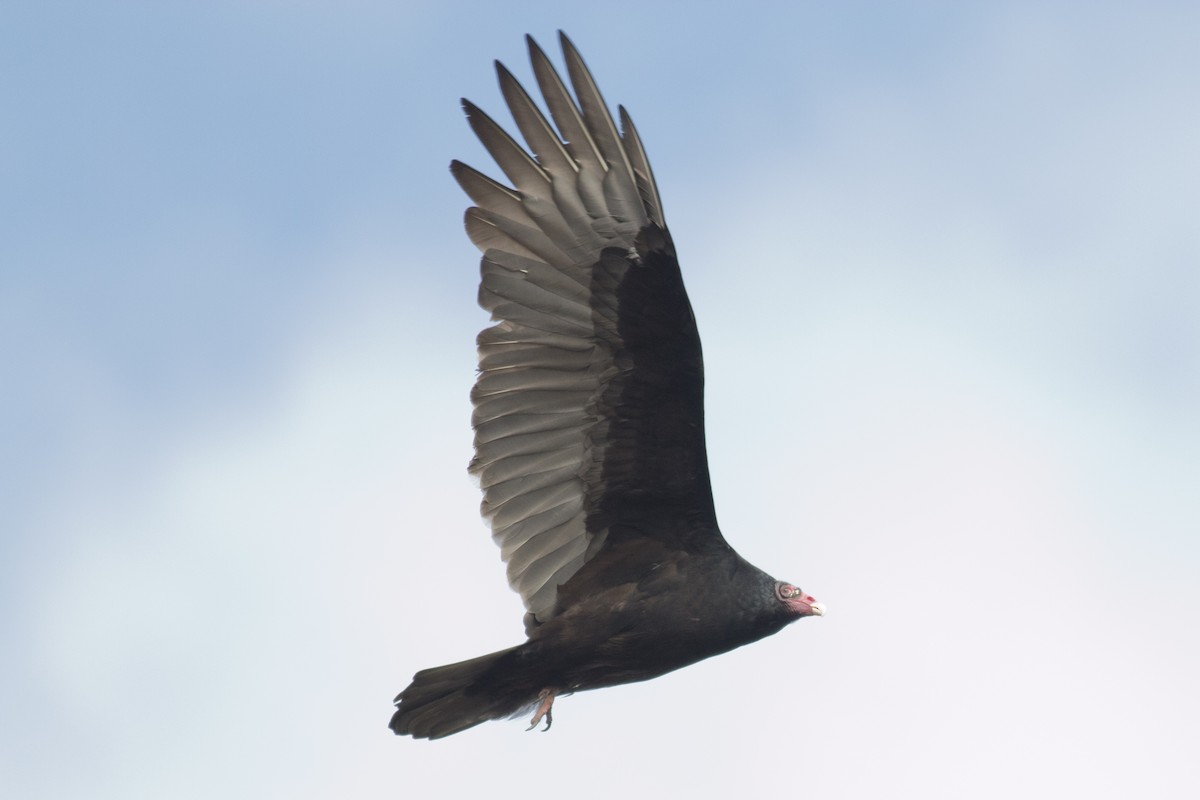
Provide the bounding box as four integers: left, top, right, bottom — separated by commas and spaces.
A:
526, 689, 557, 732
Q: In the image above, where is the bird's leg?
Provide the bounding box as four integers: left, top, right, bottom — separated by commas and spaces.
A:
526, 689, 557, 732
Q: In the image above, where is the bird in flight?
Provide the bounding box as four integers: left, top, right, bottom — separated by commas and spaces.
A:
390, 31, 824, 740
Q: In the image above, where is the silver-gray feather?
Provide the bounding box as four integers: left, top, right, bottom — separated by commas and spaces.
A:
461, 32, 663, 628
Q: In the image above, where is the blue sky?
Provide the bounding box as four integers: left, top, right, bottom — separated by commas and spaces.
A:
3, 1, 1198, 797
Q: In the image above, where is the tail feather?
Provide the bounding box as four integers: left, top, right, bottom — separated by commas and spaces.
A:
390, 646, 539, 739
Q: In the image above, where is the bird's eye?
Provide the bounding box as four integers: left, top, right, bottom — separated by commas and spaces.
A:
777, 583, 800, 599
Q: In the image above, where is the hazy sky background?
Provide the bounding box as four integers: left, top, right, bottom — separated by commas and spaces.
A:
3, 1, 1198, 797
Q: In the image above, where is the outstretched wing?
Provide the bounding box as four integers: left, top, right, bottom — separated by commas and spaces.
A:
460, 32, 723, 629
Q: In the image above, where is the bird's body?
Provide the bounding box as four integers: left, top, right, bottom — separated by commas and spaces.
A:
396, 547, 800, 740
390, 33, 823, 740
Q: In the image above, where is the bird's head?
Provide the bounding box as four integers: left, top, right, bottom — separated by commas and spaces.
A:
775, 582, 825, 618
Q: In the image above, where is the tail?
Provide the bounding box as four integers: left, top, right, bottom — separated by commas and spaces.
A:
389, 645, 539, 739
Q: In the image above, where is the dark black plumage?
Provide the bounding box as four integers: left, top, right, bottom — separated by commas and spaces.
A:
390, 32, 823, 741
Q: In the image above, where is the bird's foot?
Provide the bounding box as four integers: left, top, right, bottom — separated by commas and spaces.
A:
526, 689, 557, 732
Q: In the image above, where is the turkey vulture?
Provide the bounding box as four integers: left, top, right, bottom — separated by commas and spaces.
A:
390, 32, 824, 740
